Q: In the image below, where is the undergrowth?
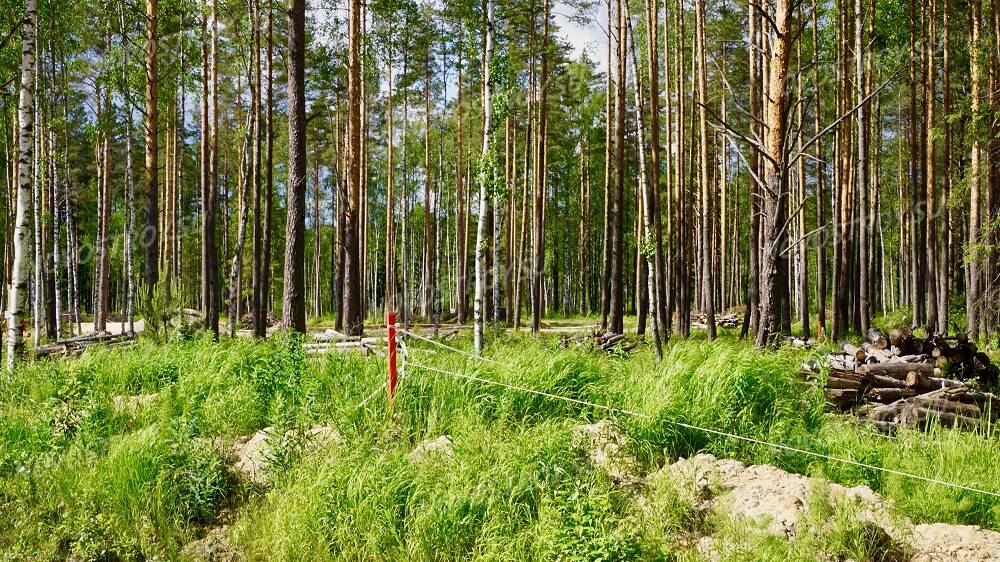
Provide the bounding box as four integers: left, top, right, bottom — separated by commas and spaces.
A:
2, 326, 999, 560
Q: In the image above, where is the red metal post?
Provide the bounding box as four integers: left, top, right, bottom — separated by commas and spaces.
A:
387, 311, 398, 403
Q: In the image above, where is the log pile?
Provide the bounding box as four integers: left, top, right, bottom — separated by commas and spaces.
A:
802, 328, 999, 432
559, 331, 639, 354
691, 312, 741, 330
303, 338, 383, 357
34, 331, 136, 358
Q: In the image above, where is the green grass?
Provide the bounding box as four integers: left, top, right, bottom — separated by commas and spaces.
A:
2, 324, 1000, 560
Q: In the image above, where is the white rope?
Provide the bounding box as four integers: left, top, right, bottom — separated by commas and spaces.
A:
407, 359, 1000, 500
399, 329, 504, 366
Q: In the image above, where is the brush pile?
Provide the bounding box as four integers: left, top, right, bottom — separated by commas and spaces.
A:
34, 331, 136, 358
802, 327, 999, 433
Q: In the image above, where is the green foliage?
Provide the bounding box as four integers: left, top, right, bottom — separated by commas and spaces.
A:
3, 331, 1000, 559
537, 480, 644, 561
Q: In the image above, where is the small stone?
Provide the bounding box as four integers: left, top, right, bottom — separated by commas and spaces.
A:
408, 435, 454, 462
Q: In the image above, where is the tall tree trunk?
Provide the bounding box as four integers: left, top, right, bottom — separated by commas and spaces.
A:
474, 0, 495, 354
262, 0, 274, 330
795, 16, 810, 339
968, 0, 982, 337
694, 0, 716, 339
251, 0, 265, 337
6, 0, 36, 371
455, 26, 467, 324
385, 29, 396, 315
283, 0, 307, 332
755, 0, 792, 347
626, 10, 662, 357
531, 0, 550, 333
856, 0, 871, 333
647, 0, 668, 345
312, 158, 321, 317
608, 0, 625, 335
813, 0, 826, 336
95, 79, 111, 333
343, 0, 363, 336
422, 56, 434, 320
144, 0, 159, 295
924, 0, 938, 333
119, 3, 137, 336
228, 110, 253, 338
600, 0, 612, 331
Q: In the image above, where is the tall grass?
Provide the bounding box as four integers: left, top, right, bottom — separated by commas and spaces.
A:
2, 328, 999, 560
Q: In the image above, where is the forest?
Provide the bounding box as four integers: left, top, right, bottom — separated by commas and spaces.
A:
1, 0, 1000, 559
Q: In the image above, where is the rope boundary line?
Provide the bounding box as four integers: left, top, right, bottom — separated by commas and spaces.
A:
397, 335, 1000, 500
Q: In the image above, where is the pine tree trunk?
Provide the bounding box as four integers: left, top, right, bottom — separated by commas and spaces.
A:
755, 0, 792, 347
924, 0, 939, 333
283, 0, 307, 332
144, 0, 159, 295
531, 0, 550, 333
694, 0, 715, 340
263, 1, 274, 330
343, 0, 363, 336
608, 0, 626, 335
968, 0, 982, 337
251, 0, 265, 337
599, 0, 612, 331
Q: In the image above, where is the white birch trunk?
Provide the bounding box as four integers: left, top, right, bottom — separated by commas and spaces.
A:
6, 0, 37, 372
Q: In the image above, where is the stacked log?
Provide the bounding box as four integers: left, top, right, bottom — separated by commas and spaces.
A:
803, 328, 999, 433
34, 331, 136, 358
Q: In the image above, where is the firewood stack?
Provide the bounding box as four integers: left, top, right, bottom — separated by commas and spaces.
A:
802, 327, 999, 433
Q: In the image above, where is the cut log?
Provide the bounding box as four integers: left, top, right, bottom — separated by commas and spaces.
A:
866, 328, 888, 349
866, 387, 917, 403
897, 403, 983, 430
859, 362, 937, 380
825, 388, 862, 409
827, 376, 865, 390
908, 395, 984, 419
842, 343, 866, 362
903, 371, 967, 392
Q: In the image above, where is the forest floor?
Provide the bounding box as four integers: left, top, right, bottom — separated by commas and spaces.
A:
2, 320, 1000, 561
